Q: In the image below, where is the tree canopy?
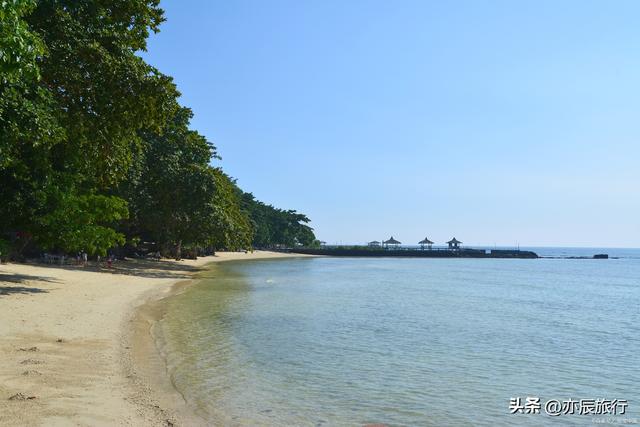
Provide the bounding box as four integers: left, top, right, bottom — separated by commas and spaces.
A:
0, 0, 43, 83
0, 0, 315, 260
239, 191, 316, 248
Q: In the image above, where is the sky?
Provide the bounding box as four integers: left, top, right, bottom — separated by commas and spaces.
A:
141, 0, 640, 248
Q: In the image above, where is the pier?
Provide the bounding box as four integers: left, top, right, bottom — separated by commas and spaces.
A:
289, 247, 539, 259
287, 236, 612, 259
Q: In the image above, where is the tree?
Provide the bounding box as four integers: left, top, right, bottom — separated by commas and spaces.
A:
36, 194, 128, 256
27, 0, 179, 188
1, 0, 178, 257
0, 0, 316, 259
120, 107, 252, 256
0, 0, 43, 83
205, 170, 253, 250
0, 1, 61, 253
238, 190, 316, 248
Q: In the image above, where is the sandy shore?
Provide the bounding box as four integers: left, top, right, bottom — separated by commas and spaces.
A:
0, 251, 308, 426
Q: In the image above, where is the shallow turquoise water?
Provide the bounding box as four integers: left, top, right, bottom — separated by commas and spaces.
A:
157, 254, 640, 426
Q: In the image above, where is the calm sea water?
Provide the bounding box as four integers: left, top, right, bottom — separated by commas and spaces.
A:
155, 248, 640, 426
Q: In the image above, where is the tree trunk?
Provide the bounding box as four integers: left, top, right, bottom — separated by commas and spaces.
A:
175, 239, 182, 261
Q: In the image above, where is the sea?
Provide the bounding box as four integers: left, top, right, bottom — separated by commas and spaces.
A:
154, 247, 640, 426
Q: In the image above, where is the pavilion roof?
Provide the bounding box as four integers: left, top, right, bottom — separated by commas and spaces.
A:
369, 240, 381, 244
447, 237, 462, 244
419, 237, 434, 244
383, 236, 401, 244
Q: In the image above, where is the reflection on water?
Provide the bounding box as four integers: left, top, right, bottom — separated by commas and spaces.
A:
156, 256, 640, 426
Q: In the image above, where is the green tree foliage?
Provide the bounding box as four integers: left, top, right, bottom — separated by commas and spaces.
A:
207, 170, 253, 250
0, 0, 43, 83
120, 107, 252, 256
27, 0, 179, 187
0, 0, 315, 259
238, 191, 316, 248
0, 1, 62, 245
37, 194, 128, 256
0, 1, 56, 170
0, 0, 177, 255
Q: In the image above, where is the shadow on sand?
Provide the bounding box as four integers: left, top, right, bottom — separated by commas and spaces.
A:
0, 272, 57, 296
0, 272, 59, 284
37, 258, 205, 280
0, 259, 204, 297
105, 258, 204, 279
0, 285, 49, 296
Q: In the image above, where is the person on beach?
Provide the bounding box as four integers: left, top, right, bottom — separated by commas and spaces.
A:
82, 251, 88, 267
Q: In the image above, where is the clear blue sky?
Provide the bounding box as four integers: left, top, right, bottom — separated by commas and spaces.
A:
142, 0, 640, 248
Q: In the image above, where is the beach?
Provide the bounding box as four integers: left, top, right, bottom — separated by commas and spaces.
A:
0, 251, 306, 426
3, 252, 639, 426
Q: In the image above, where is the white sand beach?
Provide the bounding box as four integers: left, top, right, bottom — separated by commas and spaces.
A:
0, 251, 307, 426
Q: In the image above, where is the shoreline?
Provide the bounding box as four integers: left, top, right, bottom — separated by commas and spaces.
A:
128, 251, 315, 426
0, 251, 312, 426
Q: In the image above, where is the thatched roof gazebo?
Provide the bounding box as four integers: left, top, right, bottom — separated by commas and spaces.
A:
447, 237, 462, 250
383, 236, 401, 249
419, 237, 434, 250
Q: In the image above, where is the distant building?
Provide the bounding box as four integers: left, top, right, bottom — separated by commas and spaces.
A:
383, 236, 401, 249
447, 237, 462, 250
418, 237, 434, 250
368, 241, 381, 247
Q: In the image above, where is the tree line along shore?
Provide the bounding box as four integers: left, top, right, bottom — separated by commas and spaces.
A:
0, 1, 317, 262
